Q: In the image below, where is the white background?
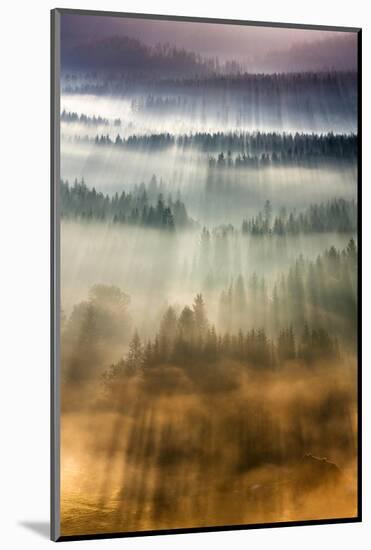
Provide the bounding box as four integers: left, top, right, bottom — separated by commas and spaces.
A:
0, 0, 369, 548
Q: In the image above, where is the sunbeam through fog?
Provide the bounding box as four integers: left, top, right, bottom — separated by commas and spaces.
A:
57, 11, 359, 537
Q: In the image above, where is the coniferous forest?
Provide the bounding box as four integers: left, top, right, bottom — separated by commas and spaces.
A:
58, 13, 359, 537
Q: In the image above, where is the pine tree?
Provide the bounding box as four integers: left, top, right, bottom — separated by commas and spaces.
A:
159, 307, 178, 358
126, 331, 143, 372
193, 294, 208, 341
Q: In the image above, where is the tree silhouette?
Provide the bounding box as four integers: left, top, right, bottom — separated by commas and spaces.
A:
126, 331, 143, 372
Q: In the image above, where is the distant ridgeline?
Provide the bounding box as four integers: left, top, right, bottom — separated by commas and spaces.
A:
61, 69, 357, 96
61, 109, 121, 127
60, 179, 193, 230
70, 131, 357, 164
129, 71, 356, 107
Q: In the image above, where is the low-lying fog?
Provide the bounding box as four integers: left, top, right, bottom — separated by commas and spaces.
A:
61, 359, 357, 535
61, 222, 355, 336
61, 82, 357, 136
61, 142, 356, 221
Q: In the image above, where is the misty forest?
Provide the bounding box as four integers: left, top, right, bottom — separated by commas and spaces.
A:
59, 16, 358, 536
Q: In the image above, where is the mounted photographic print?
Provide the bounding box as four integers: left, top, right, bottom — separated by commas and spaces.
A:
51, 8, 361, 541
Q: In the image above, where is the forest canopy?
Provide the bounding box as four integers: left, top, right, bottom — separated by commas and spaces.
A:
60, 179, 193, 230
67, 131, 357, 162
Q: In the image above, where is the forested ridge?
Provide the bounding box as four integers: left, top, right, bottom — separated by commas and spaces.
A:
62, 35, 224, 76
240, 198, 356, 235
62, 69, 357, 95
61, 240, 357, 384
61, 178, 356, 235
104, 309, 340, 382
68, 131, 357, 161
60, 179, 193, 230
216, 239, 357, 339
99, 238, 356, 385
61, 109, 121, 127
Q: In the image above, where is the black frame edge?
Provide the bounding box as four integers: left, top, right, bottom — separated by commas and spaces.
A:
54, 7, 361, 33
356, 27, 362, 524
51, 7, 61, 543
57, 517, 361, 543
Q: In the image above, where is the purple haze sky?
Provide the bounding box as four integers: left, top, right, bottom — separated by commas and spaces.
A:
61, 13, 358, 71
